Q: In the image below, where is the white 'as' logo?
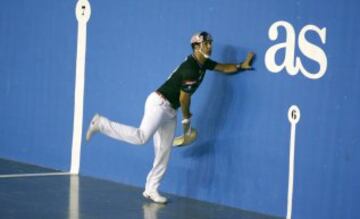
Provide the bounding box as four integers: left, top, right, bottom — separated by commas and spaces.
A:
265, 20, 327, 80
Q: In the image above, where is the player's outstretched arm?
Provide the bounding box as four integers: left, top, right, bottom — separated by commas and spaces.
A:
214, 52, 255, 74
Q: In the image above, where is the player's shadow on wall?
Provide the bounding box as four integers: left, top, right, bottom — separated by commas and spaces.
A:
183, 45, 247, 158
180, 46, 249, 192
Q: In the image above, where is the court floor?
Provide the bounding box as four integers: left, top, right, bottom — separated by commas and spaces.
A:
0, 159, 282, 219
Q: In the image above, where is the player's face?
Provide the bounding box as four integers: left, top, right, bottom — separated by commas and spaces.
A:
201, 41, 212, 56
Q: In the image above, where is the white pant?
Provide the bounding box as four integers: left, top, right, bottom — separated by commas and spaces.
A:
96, 92, 177, 193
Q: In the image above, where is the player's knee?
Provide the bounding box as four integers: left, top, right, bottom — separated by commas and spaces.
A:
135, 129, 150, 145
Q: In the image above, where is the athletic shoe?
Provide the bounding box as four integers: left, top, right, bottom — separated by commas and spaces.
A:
86, 114, 100, 142
143, 191, 168, 204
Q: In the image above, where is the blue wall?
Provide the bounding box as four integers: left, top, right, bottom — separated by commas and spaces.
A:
0, 1, 76, 171
1, 0, 360, 218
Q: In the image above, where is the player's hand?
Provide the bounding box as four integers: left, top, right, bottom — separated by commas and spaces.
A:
182, 119, 191, 136
241, 52, 255, 70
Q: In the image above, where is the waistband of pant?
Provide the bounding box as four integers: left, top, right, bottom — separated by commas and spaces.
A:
155, 91, 175, 110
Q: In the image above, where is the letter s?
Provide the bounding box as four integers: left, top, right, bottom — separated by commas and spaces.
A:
297, 25, 327, 79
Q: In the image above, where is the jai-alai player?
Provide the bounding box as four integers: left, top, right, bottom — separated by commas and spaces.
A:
86, 31, 255, 204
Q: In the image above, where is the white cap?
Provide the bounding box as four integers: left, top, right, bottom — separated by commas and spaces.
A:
190, 32, 213, 44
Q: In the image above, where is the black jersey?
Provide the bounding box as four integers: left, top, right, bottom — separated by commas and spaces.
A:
157, 55, 218, 109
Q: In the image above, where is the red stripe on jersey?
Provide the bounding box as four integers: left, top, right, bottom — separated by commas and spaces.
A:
182, 80, 197, 85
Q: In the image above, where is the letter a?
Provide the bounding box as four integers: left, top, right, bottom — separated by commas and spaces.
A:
265, 21, 298, 75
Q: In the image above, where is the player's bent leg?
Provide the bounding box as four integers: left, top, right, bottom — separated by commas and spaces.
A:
86, 113, 100, 142
95, 115, 153, 145
87, 93, 168, 145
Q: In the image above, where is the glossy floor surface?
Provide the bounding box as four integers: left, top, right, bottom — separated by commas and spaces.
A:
0, 159, 282, 219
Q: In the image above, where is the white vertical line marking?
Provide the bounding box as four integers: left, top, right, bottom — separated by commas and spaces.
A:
287, 105, 300, 219
70, 0, 91, 175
